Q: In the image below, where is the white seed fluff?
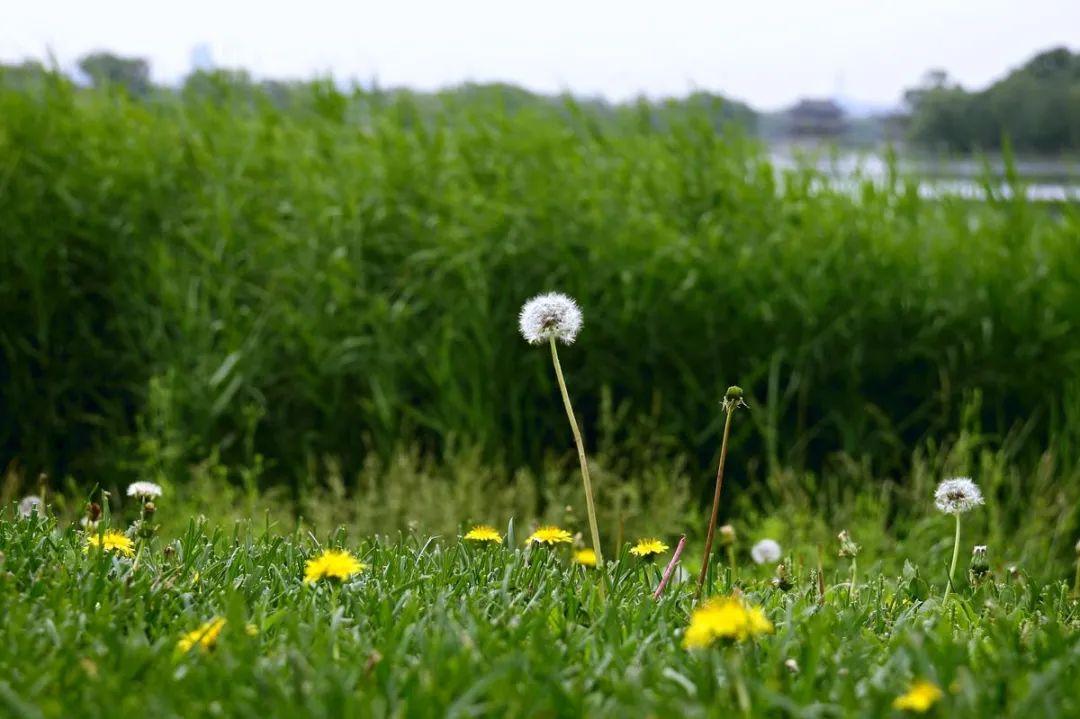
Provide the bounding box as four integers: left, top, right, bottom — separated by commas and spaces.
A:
518, 292, 583, 345
751, 538, 782, 565
933, 477, 984, 515
127, 481, 164, 499
17, 495, 42, 518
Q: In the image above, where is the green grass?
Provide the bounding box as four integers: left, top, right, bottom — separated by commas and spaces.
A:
1, 506, 1077, 718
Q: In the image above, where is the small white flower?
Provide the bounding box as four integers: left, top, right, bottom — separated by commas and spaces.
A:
17, 495, 42, 518
934, 477, 984, 515
751, 538, 782, 564
126, 481, 163, 500
518, 292, 583, 345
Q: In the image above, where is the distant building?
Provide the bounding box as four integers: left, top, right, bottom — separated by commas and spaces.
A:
786, 98, 846, 138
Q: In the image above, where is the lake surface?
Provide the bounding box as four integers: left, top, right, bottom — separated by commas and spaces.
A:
769, 148, 1080, 203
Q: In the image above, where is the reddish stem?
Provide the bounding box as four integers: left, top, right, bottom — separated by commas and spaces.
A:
653, 535, 687, 601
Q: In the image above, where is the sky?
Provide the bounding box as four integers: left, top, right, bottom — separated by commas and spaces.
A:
2, 0, 1078, 111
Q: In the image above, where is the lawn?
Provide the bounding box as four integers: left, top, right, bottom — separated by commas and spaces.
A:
1, 500, 1077, 718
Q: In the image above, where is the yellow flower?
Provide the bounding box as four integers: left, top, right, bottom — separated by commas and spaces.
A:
527, 526, 573, 546
303, 549, 365, 584
682, 597, 774, 649
177, 617, 226, 654
84, 530, 135, 558
892, 680, 943, 713
463, 525, 503, 544
573, 548, 598, 566
630, 538, 669, 558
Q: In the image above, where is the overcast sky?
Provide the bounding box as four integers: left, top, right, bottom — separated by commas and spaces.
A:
3, 1, 1077, 110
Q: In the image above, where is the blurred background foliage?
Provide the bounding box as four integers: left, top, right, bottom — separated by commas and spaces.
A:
1, 68, 1079, 519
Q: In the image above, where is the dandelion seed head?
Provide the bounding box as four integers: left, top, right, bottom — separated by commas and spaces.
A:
751, 538, 782, 565
17, 495, 42, 518
127, 481, 163, 499
933, 477, 984, 515
518, 292, 583, 345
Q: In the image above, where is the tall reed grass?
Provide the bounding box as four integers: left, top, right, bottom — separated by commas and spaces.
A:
2, 72, 1079, 497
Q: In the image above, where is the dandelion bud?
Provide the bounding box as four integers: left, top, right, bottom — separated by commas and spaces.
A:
143, 502, 156, 516
837, 530, 860, 559
87, 502, 102, 522
784, 658, 800, 674
722, 386, 748, 411
772, 562, 794, 591
969, 544, 990, 582
719, 524, 737, 546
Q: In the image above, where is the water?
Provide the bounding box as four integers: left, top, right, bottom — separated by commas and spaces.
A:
769, 148, 1080, 203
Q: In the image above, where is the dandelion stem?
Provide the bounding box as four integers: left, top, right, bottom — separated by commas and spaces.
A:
849, 556, 858, 602
729, 647, 751, 717
549, 337, 602, 564
696, 400, 737, 600
944, 513, 962, 602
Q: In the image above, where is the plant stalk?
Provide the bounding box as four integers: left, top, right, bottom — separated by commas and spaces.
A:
653, 535, 687, 601
549, 337, 602, 564
696, 402, 736, 599
944, 513, 962, 602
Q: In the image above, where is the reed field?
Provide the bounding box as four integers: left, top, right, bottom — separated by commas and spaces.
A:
1, 71, 1079, 717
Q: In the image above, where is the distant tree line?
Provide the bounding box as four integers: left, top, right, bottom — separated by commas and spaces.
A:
3, 46, 1078, 153
904, 47, 1080, 154
0, 52, 757, 138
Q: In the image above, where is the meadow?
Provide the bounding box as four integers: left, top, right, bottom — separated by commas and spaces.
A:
1, 499, 1078, 718
1, 72, 1079, 717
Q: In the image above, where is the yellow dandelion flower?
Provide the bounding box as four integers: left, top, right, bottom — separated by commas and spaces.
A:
682, 596, 774, 649
303, 549, 365, 584
84, 530, 135, 558
573, 548, 598, 566
527, 526, 573, 546
177, 617, 226, 654
630, 538, 669, 558
463, 525, 503, 544
892, 680, 943, 713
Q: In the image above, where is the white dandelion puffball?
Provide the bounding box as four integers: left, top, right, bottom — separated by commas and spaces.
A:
933, 477, 984, 515
17, 495, 42, 518
518, 292, 583, 345
751, 538, 782, 565
127, 481, 163, 499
